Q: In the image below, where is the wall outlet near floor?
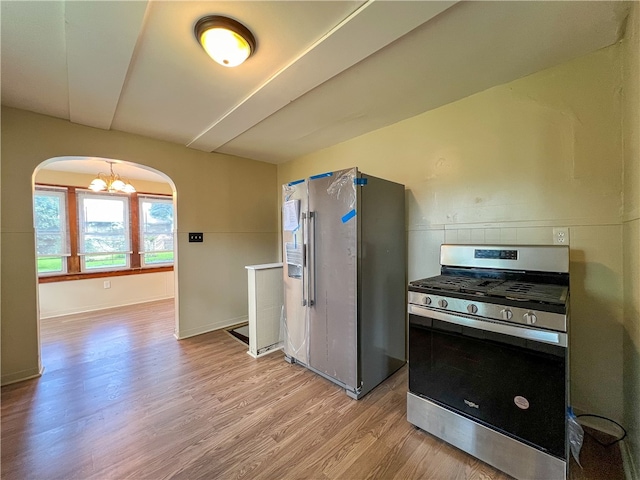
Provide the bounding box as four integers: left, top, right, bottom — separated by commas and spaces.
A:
189, 232, 204, 243
104, 280, 111, 289
553, 227, 569, 245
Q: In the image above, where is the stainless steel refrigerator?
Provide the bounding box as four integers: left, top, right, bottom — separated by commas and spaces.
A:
282, 167, 406, 399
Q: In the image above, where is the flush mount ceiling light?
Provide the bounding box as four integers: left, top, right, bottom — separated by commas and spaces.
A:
88, 161, 136, 194
194, 15, 256, 67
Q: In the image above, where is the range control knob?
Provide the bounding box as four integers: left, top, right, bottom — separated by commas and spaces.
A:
437, 299, 448, 309
500, 308, 513, 320
524, 312, 537, 325
467, 304, 478, 314
422, 296, 432, 306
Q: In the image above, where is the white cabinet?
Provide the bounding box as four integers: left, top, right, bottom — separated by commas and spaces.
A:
245, 263, 284, 358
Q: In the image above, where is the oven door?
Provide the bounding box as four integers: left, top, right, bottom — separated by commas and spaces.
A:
408, 305, 567, 460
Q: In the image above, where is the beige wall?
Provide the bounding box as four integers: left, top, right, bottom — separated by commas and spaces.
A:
623, 1, 640, 474
1, 107, 279, 384
278, 46, 625, 422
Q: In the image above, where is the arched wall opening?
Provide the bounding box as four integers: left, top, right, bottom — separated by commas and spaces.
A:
1, 106, 279, 387
32, 156, 180, 371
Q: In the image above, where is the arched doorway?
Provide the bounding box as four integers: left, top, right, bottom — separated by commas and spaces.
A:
32, 156, 179, 371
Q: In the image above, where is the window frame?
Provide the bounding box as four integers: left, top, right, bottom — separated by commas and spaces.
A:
77, 190, 132, 272
138, 194, 175, 268
35, 183, 174, 283
34, 186, 70, 276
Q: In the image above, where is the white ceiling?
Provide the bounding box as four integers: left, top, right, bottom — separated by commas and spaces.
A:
39, 157, 169, 183
1, 1, 632, 167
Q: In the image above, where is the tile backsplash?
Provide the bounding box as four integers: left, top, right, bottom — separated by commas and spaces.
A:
443, 226, 558, 245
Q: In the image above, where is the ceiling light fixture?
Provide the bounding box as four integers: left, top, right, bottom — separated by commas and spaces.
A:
194, 15, 256, 67
88, 161, 136, 194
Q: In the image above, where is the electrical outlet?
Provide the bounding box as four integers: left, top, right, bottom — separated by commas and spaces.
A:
553, 227, 569, 245
189, 232, 204, 243
104, 280, 111, 289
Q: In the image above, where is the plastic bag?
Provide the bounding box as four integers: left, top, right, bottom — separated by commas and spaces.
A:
568, 407, 584, 468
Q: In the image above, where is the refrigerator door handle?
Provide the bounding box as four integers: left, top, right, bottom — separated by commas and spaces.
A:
309, 211, 316, 307
301, 212, 307, 307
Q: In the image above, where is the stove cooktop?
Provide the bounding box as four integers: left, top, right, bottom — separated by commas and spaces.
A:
409, 274, 568, 307
409, 245, 570, 332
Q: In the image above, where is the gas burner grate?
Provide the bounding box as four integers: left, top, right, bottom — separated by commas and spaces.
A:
504, 283, 535, 293
409, 276, 569, 306
488, 281, 568, 305
410, 275, 504, 294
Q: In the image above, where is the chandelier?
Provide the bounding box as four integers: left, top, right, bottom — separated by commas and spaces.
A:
88, 161, 136, 193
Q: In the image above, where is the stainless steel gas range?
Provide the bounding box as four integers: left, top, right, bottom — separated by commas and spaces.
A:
407, 244, 570, 480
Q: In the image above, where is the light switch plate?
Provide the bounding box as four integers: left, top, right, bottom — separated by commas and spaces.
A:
189, 232, 204, 243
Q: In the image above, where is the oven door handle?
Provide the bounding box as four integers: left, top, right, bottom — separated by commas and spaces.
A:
408, 304, 567, 347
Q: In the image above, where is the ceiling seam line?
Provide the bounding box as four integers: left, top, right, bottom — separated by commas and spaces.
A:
185, 0, 377, 148
106, 1, 154, 131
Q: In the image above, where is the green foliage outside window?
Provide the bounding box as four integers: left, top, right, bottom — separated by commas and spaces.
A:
35, 187, 174, 275
84, 254, 127, 269
34, 191, 67, 273
37, 257, 64, 273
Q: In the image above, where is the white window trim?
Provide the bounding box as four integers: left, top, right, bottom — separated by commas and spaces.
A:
34, 187, 69, 275
77, 191, 131, 272
139, 194, 174, 268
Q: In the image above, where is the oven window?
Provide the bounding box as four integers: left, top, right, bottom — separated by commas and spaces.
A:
409, 315, 566, 459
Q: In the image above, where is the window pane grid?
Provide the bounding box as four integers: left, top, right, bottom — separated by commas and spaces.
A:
78, 192, 130, 271
139, 195, 174, 267
35, 186, 174, 276
84, 254, 128, 270
34, 188, 69, 274
78, 251, 133, 256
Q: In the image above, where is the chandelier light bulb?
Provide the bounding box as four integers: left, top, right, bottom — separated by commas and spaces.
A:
89, 178, 107, 192
87, 162, 136, 194
122, 183, 136, 194
110, 179, 126, 192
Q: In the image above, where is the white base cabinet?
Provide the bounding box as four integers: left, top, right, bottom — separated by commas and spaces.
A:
245, 263, 284, 358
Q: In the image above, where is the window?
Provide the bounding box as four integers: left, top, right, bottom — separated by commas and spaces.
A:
78, 192, 130, 271
34, 188, 69, 274
139, 195, 174, 266
35, 185, 173, 279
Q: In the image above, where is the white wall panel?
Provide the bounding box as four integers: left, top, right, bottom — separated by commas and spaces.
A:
38, 271, 175, 319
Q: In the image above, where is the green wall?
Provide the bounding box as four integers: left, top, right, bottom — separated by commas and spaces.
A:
623, 1, 640, 475
279, 45, 626, 427
1, 107, 279, 384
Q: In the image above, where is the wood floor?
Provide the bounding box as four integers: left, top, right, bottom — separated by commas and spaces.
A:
1, 300, 623, 480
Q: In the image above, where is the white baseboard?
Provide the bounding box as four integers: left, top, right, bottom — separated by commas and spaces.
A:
176, 315, 249, 340
247, 344, 283, 359
39, 295, 174, 319
1, 366, 43, 386
621, 440, 638, 480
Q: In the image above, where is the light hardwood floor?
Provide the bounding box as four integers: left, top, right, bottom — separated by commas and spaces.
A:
1, 300, 622, 479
